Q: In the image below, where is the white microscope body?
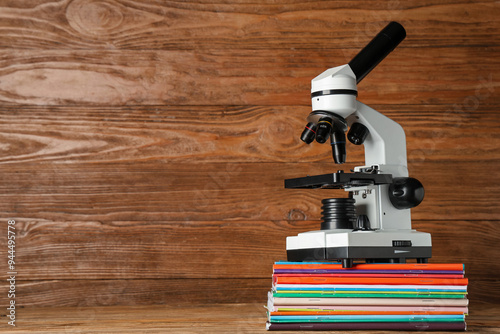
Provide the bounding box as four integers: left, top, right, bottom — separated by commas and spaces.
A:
285, 22, 432, 268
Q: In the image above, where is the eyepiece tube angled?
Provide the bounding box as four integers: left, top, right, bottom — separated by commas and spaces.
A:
348, 21, 406, 84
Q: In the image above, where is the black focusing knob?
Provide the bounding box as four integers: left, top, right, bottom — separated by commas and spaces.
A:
389, 177, 425, 209
300, 122, 317, 144
354, 214, 371, 231
315, 117, 333, 143
348, 122, 369, 145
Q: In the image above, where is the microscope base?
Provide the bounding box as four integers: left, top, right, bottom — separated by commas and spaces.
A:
286, 229, 432, 268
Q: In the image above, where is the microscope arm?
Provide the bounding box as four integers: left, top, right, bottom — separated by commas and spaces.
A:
347, 102, 409, 178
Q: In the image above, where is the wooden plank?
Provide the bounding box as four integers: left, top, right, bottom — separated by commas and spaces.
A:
0, 1, 497, 50
0, 277, 497, 308
0, 47, 497, 105
0, 105, 497, 164
0, 103, 497, 222
0, 160, 498, 221
0, 303, 499, 333
0, 220, 498, 280
1, 278, 270, 307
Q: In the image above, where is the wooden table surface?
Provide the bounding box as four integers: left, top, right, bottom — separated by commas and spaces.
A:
0, 303, 498, 333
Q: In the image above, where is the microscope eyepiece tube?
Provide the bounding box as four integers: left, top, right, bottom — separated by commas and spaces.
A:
348, 21, 406, 83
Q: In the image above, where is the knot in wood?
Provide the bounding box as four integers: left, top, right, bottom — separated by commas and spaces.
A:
288, 208, 306, 221
66, 0, 124, 37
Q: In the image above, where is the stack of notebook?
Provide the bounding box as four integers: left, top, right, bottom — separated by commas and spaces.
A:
266, 261, 468, 331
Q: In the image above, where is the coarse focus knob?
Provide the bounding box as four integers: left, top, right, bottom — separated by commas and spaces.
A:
389, 177, 425, 209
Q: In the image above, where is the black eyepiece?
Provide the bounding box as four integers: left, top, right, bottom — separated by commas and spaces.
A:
348, 21, 406, 83
331, 125, 346, 164
300, 122, 317, 144
315, 117, 333, 144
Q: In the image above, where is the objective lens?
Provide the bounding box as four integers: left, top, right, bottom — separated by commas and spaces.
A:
315, 117, 332, 143
300, 122, 317, 144
347, 122, 369, 145
331, 125, 346, 164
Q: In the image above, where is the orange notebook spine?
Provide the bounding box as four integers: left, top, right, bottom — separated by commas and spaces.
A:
273, 263, 464, 271
273, 276, 469, 286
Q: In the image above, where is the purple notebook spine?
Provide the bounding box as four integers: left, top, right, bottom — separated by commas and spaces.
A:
266, 321, 467, 331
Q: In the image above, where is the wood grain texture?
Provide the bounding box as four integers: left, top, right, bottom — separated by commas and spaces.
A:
1, 279, 270, 307
0, 103, 498, 223
0, 1, 498, 50
0, 48, 497, 105
0, 303, 499, 333
0, 105, 498, 164
0, 220, 497, 280
0, 161, 498, 221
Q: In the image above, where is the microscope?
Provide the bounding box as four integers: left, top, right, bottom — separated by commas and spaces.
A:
285, 22, 432, 268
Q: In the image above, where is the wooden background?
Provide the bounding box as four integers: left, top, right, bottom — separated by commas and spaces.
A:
0, 0, 499, 311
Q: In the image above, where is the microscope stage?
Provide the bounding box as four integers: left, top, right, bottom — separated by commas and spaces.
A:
286, 229, 432, 263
